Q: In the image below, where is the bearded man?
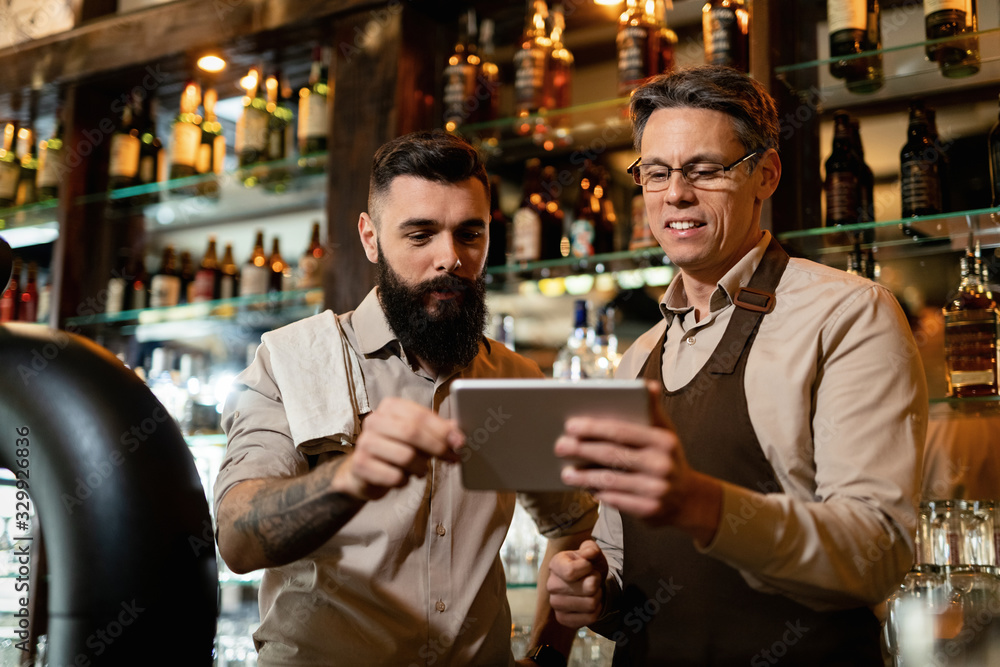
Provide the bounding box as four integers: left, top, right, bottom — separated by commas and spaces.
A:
214, 131, 595, 667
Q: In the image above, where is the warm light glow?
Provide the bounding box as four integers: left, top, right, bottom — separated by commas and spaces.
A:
240, 68, 259, 93
593, 0, 623, 5
197, 55, 227, 73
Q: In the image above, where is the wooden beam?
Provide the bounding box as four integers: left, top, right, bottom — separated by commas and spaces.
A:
0, 0, 385, 93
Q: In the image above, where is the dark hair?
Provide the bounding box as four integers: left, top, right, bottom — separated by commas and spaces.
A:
368, 131, 489, 223
630, 65, 779, 157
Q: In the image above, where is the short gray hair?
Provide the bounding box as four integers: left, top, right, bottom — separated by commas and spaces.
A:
629, 66, 779, 157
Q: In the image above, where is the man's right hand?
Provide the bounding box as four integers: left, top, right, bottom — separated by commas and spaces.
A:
546, 539, 609, 629
334, 396, 464, 501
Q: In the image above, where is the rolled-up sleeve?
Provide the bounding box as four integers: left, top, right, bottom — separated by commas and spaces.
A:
214, 343, 308, 519
517, 490, 598, 538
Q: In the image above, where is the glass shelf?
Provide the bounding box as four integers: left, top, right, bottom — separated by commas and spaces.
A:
775, 27, 1000, 111
775, 206, 1000, 265
64, 288, 324, 339
0, 199, 59, 248
456, 97, 634, 163
487, 246, 669, 282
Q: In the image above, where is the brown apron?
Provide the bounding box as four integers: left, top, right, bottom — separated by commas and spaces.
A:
612, 238, 882, 665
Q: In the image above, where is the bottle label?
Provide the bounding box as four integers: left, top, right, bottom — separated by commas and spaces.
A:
109, 134, 140, 179
0, 162, 19, 200
703, 8, 737, 65
617, 25, 652, 89
38, 146, 62, 188
298, 255, 322, 289
106, 277, 126, 316
192, 269, 216, 302
443, 62, 478, 125
828, 0, 867, 33
240, 264, 270, 296
925, 0, 968, 15
512, 208, 542, 262
569, 217, 596, 258
304, 94, 328, 141
514, 46, 547, 109
172, 123, 201, 169
219, 274, 235, 300
149, 274, 181, 308
139, 155, 156, 184
901, 159, 942, 213
196, 143, 212, 175
825, 172, 860, 223
244, 109, 269, 152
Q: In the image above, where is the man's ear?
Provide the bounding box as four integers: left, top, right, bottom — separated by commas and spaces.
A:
358, 212, 379, 264
754, 148, 782, 201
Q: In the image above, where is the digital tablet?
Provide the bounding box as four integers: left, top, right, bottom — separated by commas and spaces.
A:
452, 378, 649, 492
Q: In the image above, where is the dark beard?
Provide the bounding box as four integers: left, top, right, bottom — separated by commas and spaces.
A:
375, 254, 488, 373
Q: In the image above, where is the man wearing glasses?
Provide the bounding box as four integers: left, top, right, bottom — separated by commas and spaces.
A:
546, 66, 927, 664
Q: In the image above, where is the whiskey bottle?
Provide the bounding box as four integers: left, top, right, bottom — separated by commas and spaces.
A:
944, 252, 999, 397
137, 95, 164, 203
655, 0, 678, 76
219, 243, 239, 299
267, 237, 291, 292
513, 0, 551, 120
925, 0, 980, 78
628, 186, 658, 250
443, 9, 480, 132
850, 118, 875, 244
512, 159, 544, 263
191, 237, 220, 302
617, 0, 658, 97
702, 0, 749, 72
149, 246, 182, 308
546, 4, 573, 111
569, 164, 600, 258
0, 122, 19, 207
298, 47, 331, 157
827, 0, 883, 93
900, 101, 943, 232
824, 112, 861, 229
15, 126, 38, 207
109, 96, 141, 190
298, 222, 325, 289
238, 67, 270, 168
170, 82, 202, 180
197, 87, 224, 197
241, 230, 271, 296
37, 107, 64, 201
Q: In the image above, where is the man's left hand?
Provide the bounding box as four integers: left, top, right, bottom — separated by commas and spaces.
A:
554, 381, 723, 546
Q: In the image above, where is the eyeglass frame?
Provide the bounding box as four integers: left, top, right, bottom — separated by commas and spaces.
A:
627, 150, 762, 190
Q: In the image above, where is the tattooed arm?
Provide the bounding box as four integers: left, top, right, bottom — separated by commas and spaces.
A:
217, 397, 465, 573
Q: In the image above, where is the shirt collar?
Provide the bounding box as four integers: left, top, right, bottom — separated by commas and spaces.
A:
658, 230, 771, 326
351, 286, 493, 358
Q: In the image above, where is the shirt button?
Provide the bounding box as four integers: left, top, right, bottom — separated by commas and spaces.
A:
686, 337, 696, 346
435, 600, 446, 612
233, 410, 240, 418
436, 524, 446, 536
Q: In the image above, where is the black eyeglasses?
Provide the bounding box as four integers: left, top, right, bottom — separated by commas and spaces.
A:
627, 151, 761, 191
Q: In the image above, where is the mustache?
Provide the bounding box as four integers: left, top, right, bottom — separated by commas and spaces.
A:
417, 272, 479, 296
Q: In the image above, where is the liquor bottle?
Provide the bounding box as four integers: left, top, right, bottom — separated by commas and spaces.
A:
149, 245, 182, 308
238, 68, 270, 167
298, 48, 330, 156
512, 159, 544, 263
476, 19, 501, 128
179, 250, 196, 304
900, 101, 943, 231
827, 0, 883, 93
539, 165, 566, 260
850, 118, 875, 244
137, 95, 163, 203
298, 222, 325, 289
824, 112, 861, 229
569, 165, 600, 258
443, 9, 480, 132
267, 237, 291, 292
589, 305, 620, 378
702, 0, 750, 72
128, 252, 150, 311
513, 0, 551, 119
192, 237, 220, 302
546, 5, 573, 111
106, 249, 130, 316
988, 93, 1000, 207
617, 0, 659, 96
628, 186, 658, 250
109, 96, 141, 190
0, 256, 21, 322
15, 126, 38, 206
264, 71, 294, 192
219, 243, 239, 299
241, 231, 271, 296
552, 299, 594, 380
0, 122, 19, 208
18, 261, 38, 322
943, 251, 999, 397
197, 87, 225, 197
926, 107, 951, 213
486, 175, 509, 269
170, 81, 202, 180
37, 108, 64, 201
925, 0, 980, 78
655, 0, 678, 76
593, 165, 618, 254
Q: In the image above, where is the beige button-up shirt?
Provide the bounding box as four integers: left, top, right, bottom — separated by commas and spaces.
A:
215, 289, 597, 666
596, 231, 928, 611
